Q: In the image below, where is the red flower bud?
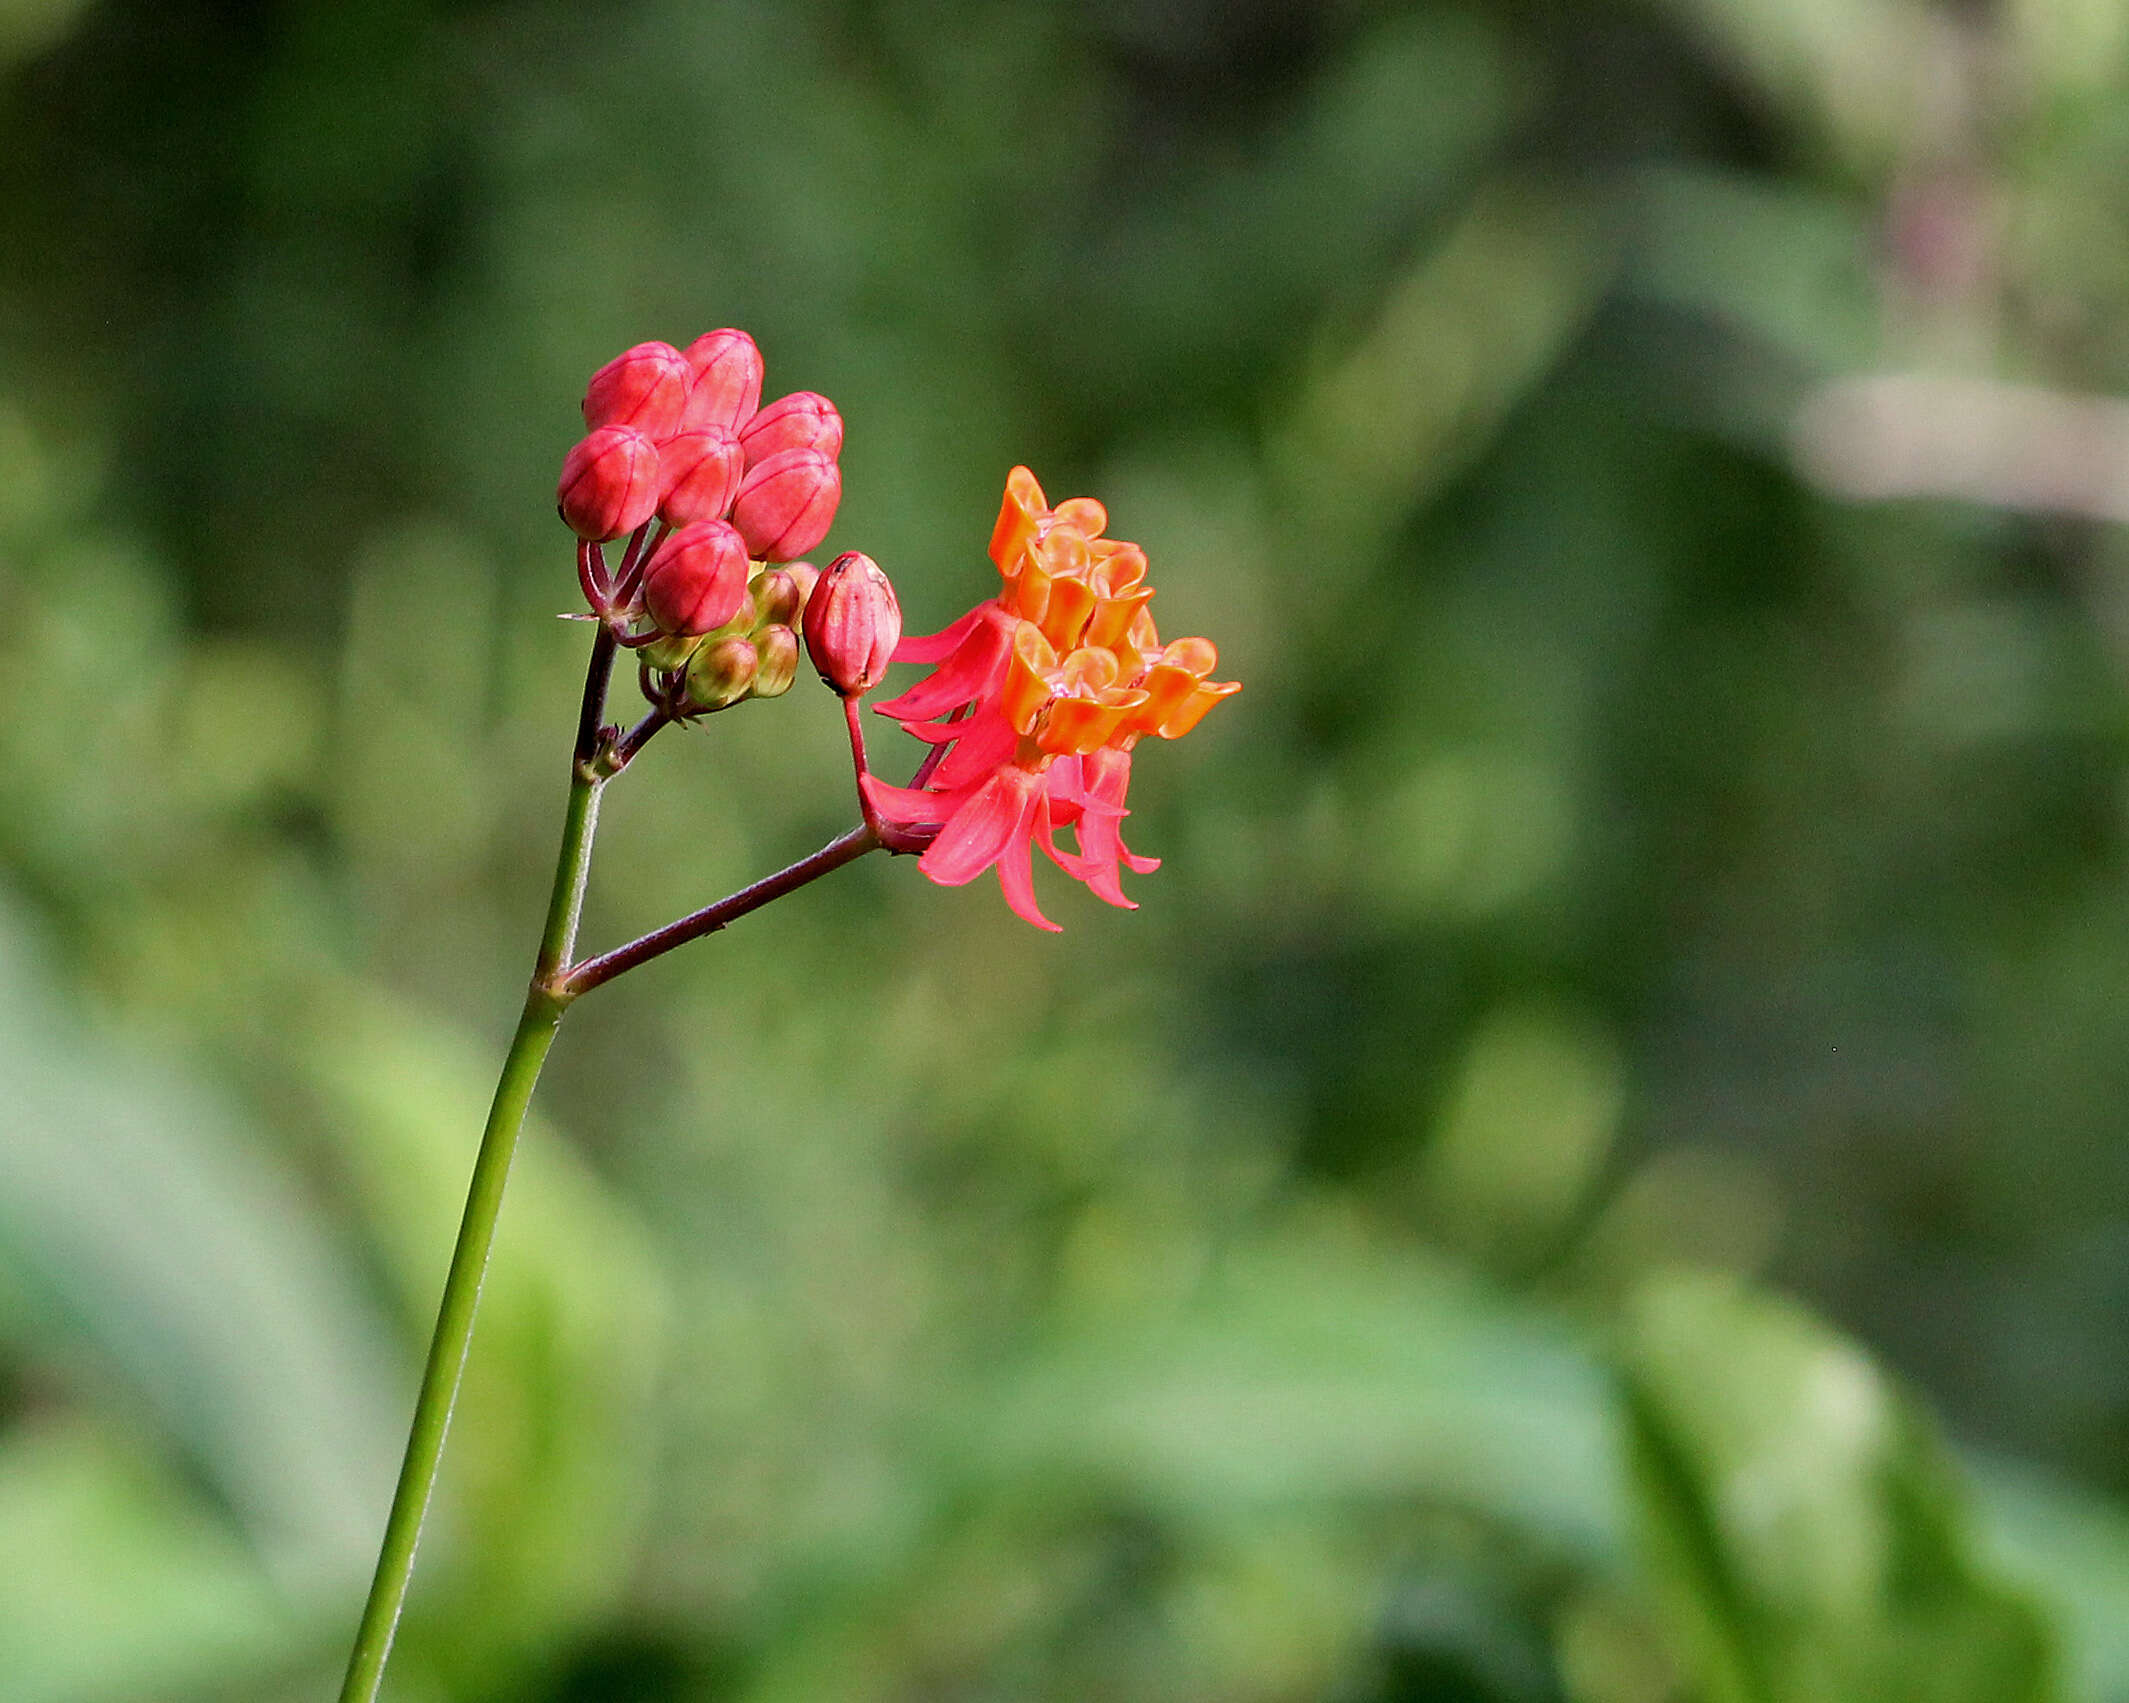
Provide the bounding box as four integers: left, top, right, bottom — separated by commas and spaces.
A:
683, 633, 758, 711
740, 391, 843, 467
803, 550, 901, 695
558, 425, 662, 541
642, 520, 750, 636
680, 329, 764, 433
732, 447, 840, 562
751, 623, 800, 699
582, 341, 692, 437
657, 427, 744, 526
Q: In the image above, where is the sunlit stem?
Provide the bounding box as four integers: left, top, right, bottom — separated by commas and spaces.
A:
334, 987, 565, 1703
339, 633, 887, 1698
337, 626, 616, 1703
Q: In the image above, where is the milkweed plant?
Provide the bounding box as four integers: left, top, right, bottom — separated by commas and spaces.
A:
336, 329, 1239, 1699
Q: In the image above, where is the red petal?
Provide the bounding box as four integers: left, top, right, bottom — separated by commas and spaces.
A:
872, 618, 1015, 720
925, 713, 1019, 791
861, 774, 957, 828
995, 791, 1062, 931
893, 603, 991, 664
918, 767, 1041, 886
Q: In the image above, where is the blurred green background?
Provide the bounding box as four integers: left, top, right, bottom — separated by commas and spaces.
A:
5, 0, 2129, 1697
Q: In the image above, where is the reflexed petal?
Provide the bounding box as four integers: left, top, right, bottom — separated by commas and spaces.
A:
927, 712, 1019, 790
918, 766, 1042, 886
861, 774, 958, 828
995, 791, 1062, 931
894, 602, 991, 664
875, 615, 1016, 720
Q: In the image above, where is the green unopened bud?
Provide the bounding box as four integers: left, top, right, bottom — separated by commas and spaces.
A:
750, 566, 809, 630
683, 633, 758, 711
639, 631, 703, 673
750, 623, 799, 699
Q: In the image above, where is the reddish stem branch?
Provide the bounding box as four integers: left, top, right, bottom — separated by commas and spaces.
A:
572, 627, 619, 773
600, 707, 673, 776
558, 824, 881, 999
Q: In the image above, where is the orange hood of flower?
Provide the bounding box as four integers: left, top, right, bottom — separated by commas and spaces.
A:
987, 466, 1238, 760
865, 466, 1239, 929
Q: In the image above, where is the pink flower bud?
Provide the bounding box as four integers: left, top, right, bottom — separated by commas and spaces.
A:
683, 633, 758, 711
750, 624, 800, 699
803, 550, 902, 695
732, 447, 840, 562
657, 427, 744, 526
558, 425, 662, 541
582, 341, 692, 437
740, 391, 844, 467
642, 520, 750, 635
680, 329, 764, 433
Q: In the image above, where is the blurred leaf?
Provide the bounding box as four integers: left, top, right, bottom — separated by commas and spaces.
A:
1618, 1270, 2059, 1703
1627, 166, 1882, 393
1972, 1458, 2129, 1703
1275, 177, 1616, 559
0, 0, 92, 71
966, 1232, 1620, 1555
0, 891, 403, 1599
1657, 0, 1941, 172
0, 1417, 296, 1703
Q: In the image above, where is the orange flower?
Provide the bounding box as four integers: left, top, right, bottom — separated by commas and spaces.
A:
864, 467, 1238, 929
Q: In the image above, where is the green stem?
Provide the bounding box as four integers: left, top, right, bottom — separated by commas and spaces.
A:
335, 986, 566, 1702
338, 633, 613, 1702
536, 768, 603, 984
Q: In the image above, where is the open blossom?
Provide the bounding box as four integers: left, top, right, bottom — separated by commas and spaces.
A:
864, 466, 1238, 930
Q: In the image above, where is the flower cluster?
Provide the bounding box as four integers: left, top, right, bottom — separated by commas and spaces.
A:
557, 331, 845, 714
863, 467, 1238, 930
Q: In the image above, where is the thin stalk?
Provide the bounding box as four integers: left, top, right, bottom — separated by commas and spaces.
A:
337, 631, 614, 1702
562, 823, 879, 998
335, 986, 565, 1702
843, 694, 885, 840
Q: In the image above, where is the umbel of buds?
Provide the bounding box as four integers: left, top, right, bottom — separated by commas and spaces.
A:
557, 330, 855, 721
555, 329, 842, 557
804, 551, 901, 696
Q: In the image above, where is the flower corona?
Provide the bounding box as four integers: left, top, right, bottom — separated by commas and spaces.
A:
863, 466, 1238, 929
